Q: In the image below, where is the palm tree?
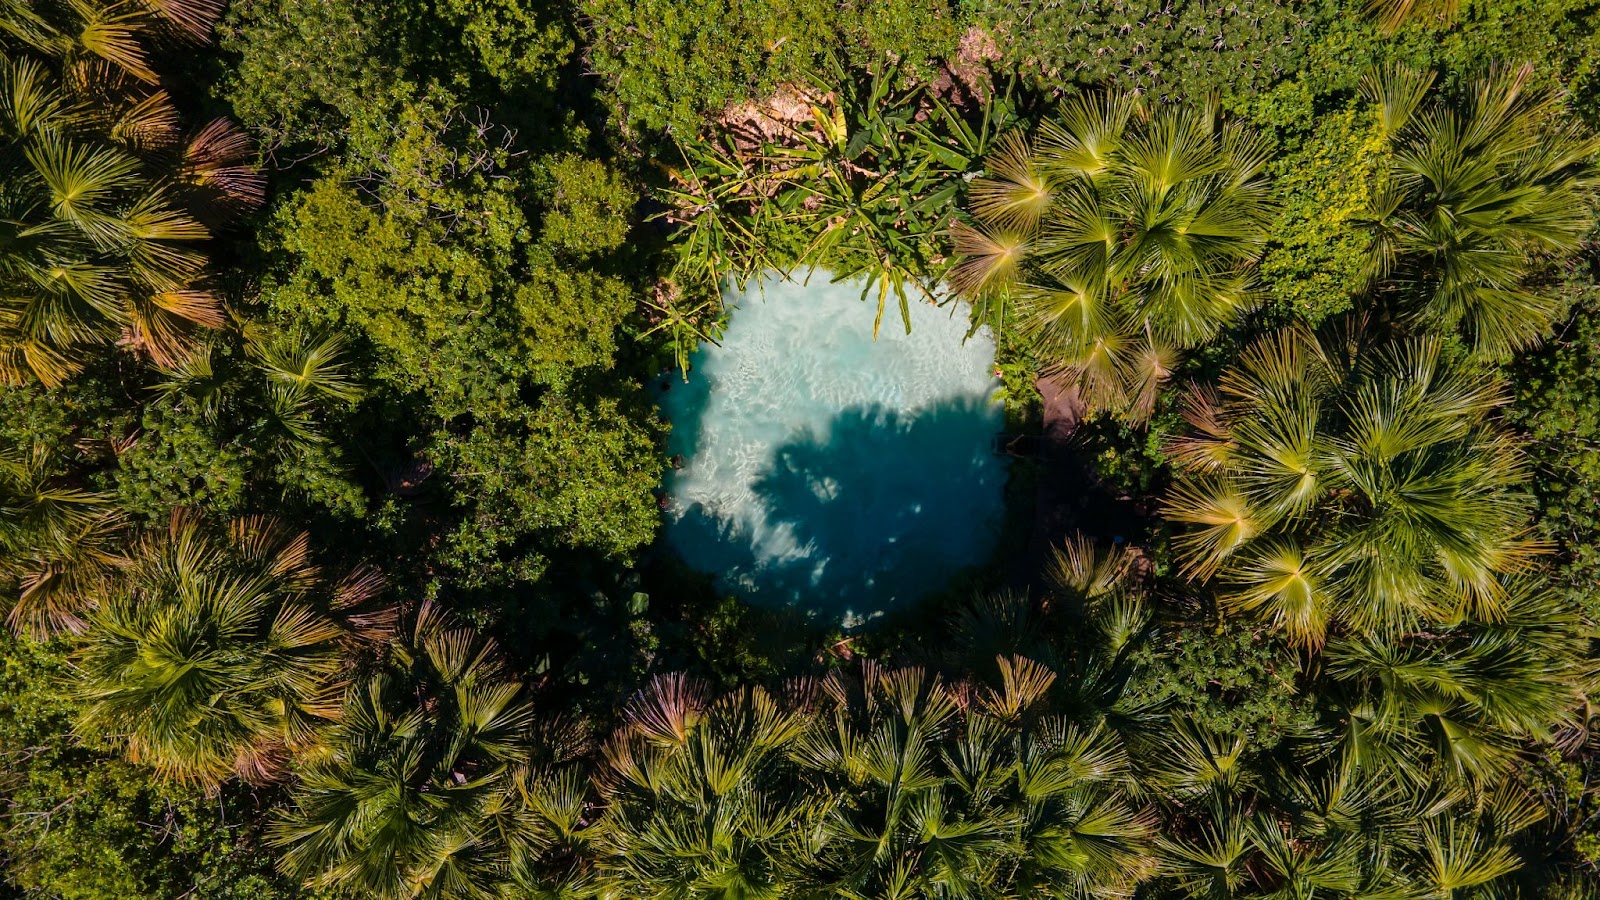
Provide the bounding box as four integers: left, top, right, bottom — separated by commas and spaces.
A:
145, 326, 365, 470
1163, 323, 1539, 647
1142, 718, 1551, 900
0, 440, 122, 636
972, 657, 1157, 899
72, 513, 362, 783
1, 0, 224, 81
1359, 64, 1600, 359
952, 93, 1272, 418
941, 536, 1143, 680
1322, 578, 1592, 786
787, 660, 1155, 900
790, 664, 1003, 898
590, 674, 816, 899
0, 1, 261, 385
272, 602, 581, 900
246, 326, 364, 445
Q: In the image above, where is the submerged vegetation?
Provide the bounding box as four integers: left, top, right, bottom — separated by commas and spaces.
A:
0, 0, 1597, 897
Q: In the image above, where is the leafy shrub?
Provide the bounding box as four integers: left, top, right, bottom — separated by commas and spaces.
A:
265, 94, 638, 412
583, 0, 964, 132
971, 0, 1325, 102
1507, 271, 1600, 621
438, 0, 574, 91
114, 403, 249, 519
433, 394, 665, 585
1123, 622, 1314, 747
220, 0, 399, 150
1257, 105, 1388, 323
222, 0, 575, 151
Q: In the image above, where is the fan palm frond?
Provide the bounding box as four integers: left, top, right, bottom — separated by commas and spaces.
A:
1361, 64, 1600, 357
273, 603, 566, 899
954, 92, 1270, 420
1164, 321, 1538, 647
72, 511, 351, 784
0, 21, 248, 384
969, 131, 1054, 233
0, 442, 124, 635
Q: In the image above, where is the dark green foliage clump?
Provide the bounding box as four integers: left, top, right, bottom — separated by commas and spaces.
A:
973, 0, 1322, 102
584, 0, 963, 132
1509, 274, 1600, 620
1122, 622, 1315, 746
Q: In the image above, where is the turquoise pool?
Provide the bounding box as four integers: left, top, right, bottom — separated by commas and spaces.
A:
659, 272, 1008, 625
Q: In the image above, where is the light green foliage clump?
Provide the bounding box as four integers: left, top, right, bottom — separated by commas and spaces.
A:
267, 166, 525, 415
538, 154, 636, 256
1258, 106, 1389, 323
267, 95, 636, 412
583, 0, 963, 132
1396, 0, 1600, 102
218, 0, 667, 605
262, 90, 661, 585
1233, 0, 1600, 111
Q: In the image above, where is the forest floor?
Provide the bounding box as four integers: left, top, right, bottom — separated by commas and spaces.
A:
1020, 377, 1145, 586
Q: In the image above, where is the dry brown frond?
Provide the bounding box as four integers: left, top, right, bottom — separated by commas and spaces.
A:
626, 673, 709, 746
181, 118, 266, 214
949, 220, 1028, 299
140, 0, 224, 41
1167, 384, 1234, 472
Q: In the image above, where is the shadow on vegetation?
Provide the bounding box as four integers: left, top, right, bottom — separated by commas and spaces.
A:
668, 397, 1008, 621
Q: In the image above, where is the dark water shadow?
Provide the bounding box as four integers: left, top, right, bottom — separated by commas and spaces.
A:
654, 362, 714, 467
666, 397, 1009, 621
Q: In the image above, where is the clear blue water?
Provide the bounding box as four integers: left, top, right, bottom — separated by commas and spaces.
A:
659, 272, 1008, 625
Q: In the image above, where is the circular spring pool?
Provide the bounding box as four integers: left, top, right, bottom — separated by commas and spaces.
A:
658, 272, 1009, 625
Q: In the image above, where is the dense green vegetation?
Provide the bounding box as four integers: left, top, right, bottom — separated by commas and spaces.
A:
1, 0, 1597, 897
